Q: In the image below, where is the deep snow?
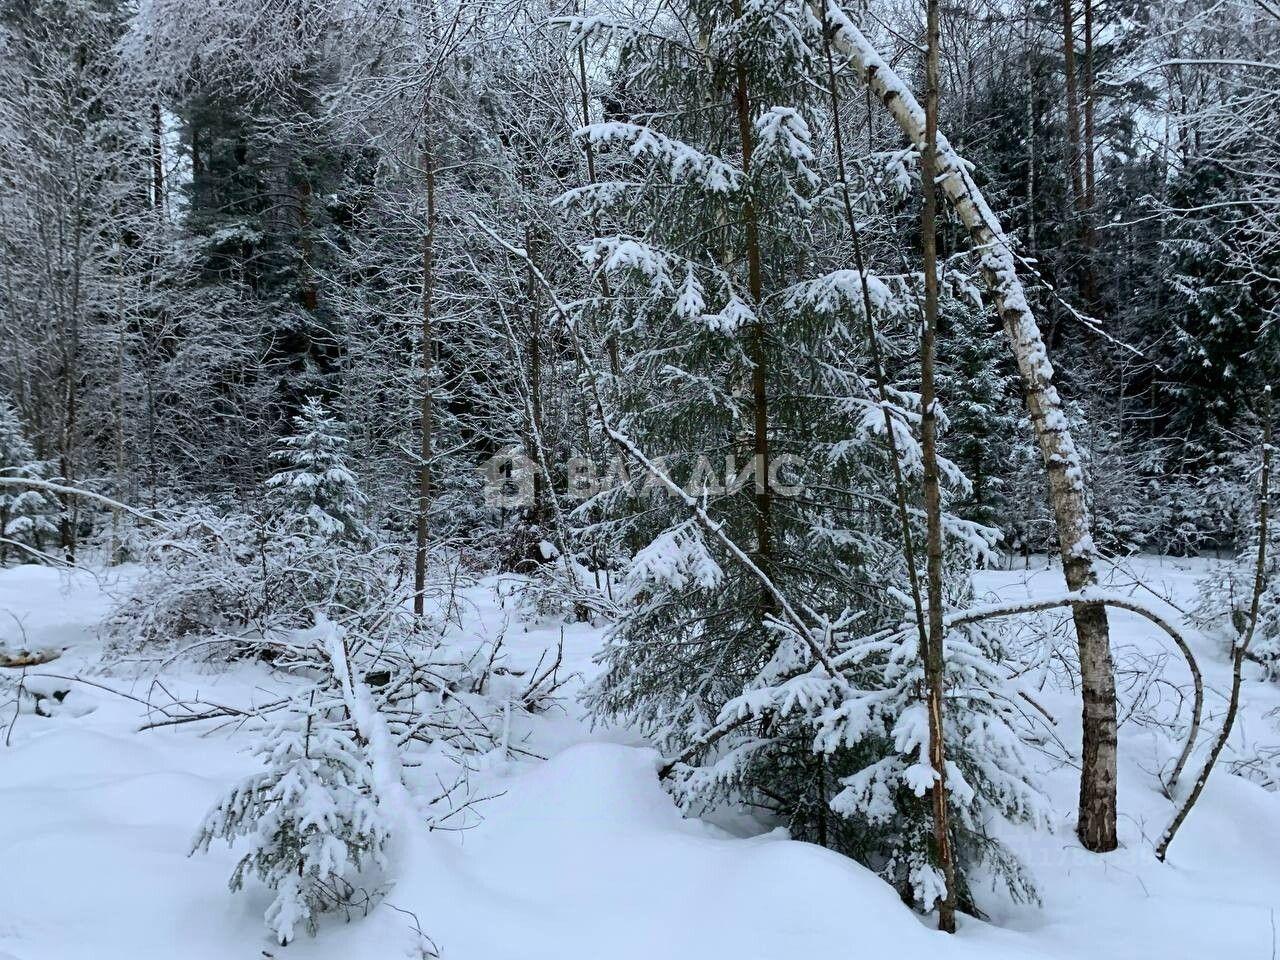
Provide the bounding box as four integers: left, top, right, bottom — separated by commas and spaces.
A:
1, 558, 1278, 960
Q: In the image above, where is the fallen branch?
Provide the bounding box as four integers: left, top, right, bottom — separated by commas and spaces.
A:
0, 476, 165, 527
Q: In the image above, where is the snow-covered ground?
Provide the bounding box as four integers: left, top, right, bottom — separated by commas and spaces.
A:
1, 557, 1278, 960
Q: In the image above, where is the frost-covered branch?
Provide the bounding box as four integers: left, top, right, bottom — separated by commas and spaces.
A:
0, 476, 164, 527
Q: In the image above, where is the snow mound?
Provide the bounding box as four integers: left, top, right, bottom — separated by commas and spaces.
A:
388, 742, 1001, 960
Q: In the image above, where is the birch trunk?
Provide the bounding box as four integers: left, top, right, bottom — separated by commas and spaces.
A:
824, 2, 1119, 852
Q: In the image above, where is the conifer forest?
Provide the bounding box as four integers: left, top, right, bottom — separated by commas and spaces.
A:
2, 1, 1279, 957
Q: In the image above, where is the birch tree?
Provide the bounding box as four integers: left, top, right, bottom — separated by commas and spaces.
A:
823, 2, 1121, 852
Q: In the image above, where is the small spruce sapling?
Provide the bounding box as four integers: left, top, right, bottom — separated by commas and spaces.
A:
267, 397, 372, 544
191, 685, 391, 944
0, 398, 59, 564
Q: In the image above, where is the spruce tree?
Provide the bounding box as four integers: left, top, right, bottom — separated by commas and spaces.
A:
266, 397, 371, 544
0, 398, 58, 564
192, 685, 391, 945
571, 0, 1043, 912
939, 304, 1021, 538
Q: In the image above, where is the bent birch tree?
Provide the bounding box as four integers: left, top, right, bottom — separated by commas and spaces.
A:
824, 1, 1120, 852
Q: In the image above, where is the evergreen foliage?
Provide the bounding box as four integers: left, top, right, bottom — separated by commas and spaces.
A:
192, 686, 391, 945
575, 0, 1043, 910
0, 398, 58, 563
266, 397, 371, 544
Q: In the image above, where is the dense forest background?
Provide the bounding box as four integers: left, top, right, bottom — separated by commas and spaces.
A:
2, 0, 1275, 562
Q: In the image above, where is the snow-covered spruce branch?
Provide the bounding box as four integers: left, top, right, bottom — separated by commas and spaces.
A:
574, 122, 744, 194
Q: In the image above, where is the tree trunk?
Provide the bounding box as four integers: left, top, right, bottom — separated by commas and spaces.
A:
298, 180, 318, 312
731, 0, 771, 574
1081, 0, 1097, 305
413, 146, 436, 617
526, 224, 546, 527
825, 3, 1119, 852
1061, 0, 1084, 209
574, 11, 621, 381
111, 257, 126, 565
59, 328, 77, 563
1062, 0, 1097, 304
191, 120, 203, 186
1024, 5, 1038, 255
1082, 0, 1096, 212
920, 0, 958, 929
819, 24, 930, 669
151, 101, 164, 211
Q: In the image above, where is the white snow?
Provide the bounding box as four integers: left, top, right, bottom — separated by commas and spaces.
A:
2, 557, 1279, 959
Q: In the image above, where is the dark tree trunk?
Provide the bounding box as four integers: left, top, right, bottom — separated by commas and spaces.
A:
413, 146, 436, 617
731, 0, 771, 576
920, 0, 958, 930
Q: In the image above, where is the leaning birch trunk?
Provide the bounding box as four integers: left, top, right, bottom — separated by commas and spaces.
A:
825, 1, 1119, 852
